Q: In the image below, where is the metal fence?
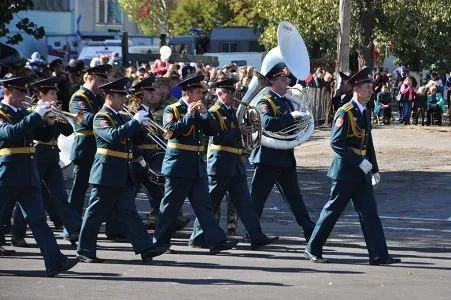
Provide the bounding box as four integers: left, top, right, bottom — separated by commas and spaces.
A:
293, 87, 331, 124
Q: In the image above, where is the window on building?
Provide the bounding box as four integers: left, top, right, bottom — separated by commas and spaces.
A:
97, 0, 122, 25
249, 41, 264, 52
221, 42, 238, 53
32, 0, 70, 11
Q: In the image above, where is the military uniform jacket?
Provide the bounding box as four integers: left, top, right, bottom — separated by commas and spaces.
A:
0, 104, 44, 187
249, 90, 297, 167
33, 121, 73, 165
328, 100, 379, 183
132, 105, 161, 177
69, 86, 104, 163
161, 99, 217, 178
207, 101, 245, 177
151, 96, 178, 125
88, 105, 142, 187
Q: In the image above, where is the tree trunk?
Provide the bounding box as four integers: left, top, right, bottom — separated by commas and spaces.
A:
358, 2, 375, 69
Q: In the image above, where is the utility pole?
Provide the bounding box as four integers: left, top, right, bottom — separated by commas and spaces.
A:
327, 0, 351, 125
336, 0, 351, 80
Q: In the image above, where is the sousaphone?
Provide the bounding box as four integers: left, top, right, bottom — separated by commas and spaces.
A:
236, 21, 315, 150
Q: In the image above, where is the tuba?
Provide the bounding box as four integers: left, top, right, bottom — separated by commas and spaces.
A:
236, 21, 315, 150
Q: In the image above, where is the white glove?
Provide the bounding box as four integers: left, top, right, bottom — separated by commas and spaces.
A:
133, 110, 149, 124
358, 159, 373, 174
372, 172, 381, 185
34, 102, 51, 117
291, 111, 303, 118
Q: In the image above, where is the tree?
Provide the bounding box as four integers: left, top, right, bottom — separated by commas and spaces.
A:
227, 0, 261, 27
255, 0, 339, 66
169, 0, 233, 36
118, 0, 177, 35
378, 0, 451, 72
0, 0, 45, 45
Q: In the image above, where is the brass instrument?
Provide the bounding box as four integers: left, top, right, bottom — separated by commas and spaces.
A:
22, 101, 83, 125
121, 94, 172, 149
236, 21, 314, 150
231, 97, 262, 151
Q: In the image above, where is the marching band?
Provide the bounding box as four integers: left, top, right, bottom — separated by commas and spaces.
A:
0, 21, 400, 277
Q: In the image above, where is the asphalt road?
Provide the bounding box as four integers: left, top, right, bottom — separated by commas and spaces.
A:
1, 124, 450, 300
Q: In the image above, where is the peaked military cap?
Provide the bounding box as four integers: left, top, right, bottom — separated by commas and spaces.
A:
211, 78, 238, 92
131, 76, 156, 92
0, 75, 33, 91
339, 71, 351, 81
265, 62, 291, 80
66, 61, 85, 75
176, 74, 205, 91
84, 64, 112, 79
99, 77, 129, 94
346, 66, 373, 87
30, 76, 60, 91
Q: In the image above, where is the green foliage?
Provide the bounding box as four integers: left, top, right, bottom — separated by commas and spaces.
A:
169, 0, 233, 36
379, 0, 451, 72
0, 0, 45, 45
256, 0, 451, 72
118, 0, 177, 35
255, 0, 339, 64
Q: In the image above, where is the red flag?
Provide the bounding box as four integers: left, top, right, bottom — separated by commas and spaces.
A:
137, 0, 151, 18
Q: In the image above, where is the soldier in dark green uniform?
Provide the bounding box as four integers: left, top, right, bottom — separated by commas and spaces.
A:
304, 67, 401, 265
153, 75, 238, 254
67, 64, 111, 222
76, 77, 166, 263
189, 78, 278, 250
10, 77, 82, 248
145, 77, 188, 229
249, 63, 315, 242
0, 75, 78, 276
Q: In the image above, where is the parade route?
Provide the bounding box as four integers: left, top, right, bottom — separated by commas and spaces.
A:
1, 124, 450, 300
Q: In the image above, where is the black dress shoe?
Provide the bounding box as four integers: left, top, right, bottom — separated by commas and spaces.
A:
77, 254, 104, 263
173, 217, 192, 232
52, 220, 64, 230
141, 246, 167, 262
46, 257, 79, 277
210, 239, 239, 255
188, 240, 208, 249
11, 238, 29, 248
251, 236, 279, 250
64, 231, 79, 248
369, 256, 401, 266
0, 246, 16, 256
304, 250, 329, 263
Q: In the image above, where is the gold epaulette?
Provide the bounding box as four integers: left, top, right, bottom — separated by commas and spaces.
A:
209, 103, 220, 113
341, 103, 354, 112
262, 92, 273, 100
168, 102, 182, 120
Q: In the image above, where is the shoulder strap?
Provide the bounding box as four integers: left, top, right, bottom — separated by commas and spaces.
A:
96, 111, 117, 128
0, 108, 12, 123
71, 90, 94, 111
168, 102, 181, 120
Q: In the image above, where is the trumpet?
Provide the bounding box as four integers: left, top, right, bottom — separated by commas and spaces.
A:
21, 101, 84, 125
47, 107, 84, 125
